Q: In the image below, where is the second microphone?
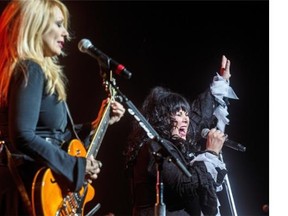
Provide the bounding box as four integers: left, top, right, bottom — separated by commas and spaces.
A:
201, 128, 246, 152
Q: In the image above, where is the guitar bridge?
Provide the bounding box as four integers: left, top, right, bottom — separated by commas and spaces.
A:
57, 189, 87, 216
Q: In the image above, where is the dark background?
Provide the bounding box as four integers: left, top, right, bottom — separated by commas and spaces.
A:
0, 1, 269, 216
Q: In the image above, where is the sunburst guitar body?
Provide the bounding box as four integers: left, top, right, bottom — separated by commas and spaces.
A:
32, 139, 95, 216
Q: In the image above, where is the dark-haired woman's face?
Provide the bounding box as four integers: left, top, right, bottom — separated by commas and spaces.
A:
171, 109, 190, 140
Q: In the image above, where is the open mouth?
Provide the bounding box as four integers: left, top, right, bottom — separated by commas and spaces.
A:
178, 126, 187, 137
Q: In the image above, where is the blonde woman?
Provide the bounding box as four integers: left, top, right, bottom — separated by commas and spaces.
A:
0, 0, 125, 215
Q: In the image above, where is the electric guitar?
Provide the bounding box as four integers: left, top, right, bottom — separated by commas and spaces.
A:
32, 80, 117, 216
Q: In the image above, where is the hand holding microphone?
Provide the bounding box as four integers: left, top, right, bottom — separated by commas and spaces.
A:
201, 128, 246, 152
202, 128, 227, 155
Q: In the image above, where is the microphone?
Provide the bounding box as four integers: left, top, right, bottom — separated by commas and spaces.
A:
201, 128, 246, 152
78, 38, 132, 79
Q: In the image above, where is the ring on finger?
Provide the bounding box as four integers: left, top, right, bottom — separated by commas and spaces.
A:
98, 161, 102, 168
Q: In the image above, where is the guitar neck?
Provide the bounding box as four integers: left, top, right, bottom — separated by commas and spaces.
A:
86, 100, 111, 158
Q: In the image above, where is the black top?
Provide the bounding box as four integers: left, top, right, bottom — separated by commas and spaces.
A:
0, 60, 88, 191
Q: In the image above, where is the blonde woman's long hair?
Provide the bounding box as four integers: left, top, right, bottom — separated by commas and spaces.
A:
0, 0, 71, 106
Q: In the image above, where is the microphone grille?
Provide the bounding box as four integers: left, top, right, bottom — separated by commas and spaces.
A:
201, 128, 210, 138
78, 38, 92, 53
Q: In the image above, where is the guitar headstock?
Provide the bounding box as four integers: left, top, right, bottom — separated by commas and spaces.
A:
102, 70, 122, 102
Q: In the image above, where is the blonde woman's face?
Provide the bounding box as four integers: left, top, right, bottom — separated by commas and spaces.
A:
42, 6, 68, 57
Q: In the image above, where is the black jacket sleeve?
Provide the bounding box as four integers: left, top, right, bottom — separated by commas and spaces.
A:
8, 60, 85, 191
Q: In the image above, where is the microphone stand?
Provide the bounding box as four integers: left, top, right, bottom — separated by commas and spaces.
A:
153, 152, 166, 216
219, 153, 238, 216
102, 75, 192, 216
104, 77, 191, 177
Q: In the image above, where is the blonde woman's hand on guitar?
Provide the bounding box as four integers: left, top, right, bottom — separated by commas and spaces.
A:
91, 99, 125, 129
85, 155, 102, 184
109, 100, 125, 125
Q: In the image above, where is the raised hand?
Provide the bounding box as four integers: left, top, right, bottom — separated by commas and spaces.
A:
220, 55, 231, 80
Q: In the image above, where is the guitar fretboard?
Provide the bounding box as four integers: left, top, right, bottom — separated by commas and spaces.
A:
87, 101, 111, 158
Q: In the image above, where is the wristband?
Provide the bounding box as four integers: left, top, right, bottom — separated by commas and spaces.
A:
205, 150, 219, 157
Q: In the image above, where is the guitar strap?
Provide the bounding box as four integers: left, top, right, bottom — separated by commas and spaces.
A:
64, 102, 80, 140
5, 146, 33, 216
